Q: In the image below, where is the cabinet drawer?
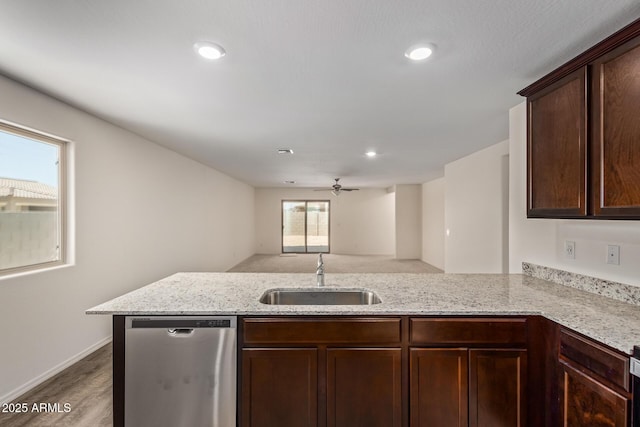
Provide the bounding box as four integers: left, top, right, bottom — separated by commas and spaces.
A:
243, 317, 401, 344
410, 318, 527, 346
559, 328, 630, 391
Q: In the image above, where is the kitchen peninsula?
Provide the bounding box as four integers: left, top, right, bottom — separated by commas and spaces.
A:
88, 267, 640, 426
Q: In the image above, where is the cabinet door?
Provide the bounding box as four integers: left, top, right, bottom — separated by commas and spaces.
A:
559, 361, 630, 427
410, 348, 468, 427
527, 67, 587, 218
326, 348, 402, 427
241, 348, 318, 427
591, 36, 640, 218
469, 349, 527, 427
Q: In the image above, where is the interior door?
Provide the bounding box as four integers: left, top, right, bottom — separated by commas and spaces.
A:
282, 200, 329, 253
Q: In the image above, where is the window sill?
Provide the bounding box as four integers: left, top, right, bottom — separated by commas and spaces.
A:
0, 262, 74, 282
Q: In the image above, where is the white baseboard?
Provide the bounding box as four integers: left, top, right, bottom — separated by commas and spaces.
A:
0, 336, 112, 405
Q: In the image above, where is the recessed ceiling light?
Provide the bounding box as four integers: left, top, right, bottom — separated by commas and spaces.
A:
365, 151, 377, 158
194, 42, 226, 60
405, 44, 435, 61
277, 148, 294, 154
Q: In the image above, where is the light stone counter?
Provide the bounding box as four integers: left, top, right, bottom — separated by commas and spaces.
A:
87, 272, 640, 354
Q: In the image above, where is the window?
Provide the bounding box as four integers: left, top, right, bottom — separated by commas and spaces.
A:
0, 121, 67, 276
282, 200, 329, 253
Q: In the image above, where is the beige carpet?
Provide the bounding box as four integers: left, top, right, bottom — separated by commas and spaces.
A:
228, 254, 443, 273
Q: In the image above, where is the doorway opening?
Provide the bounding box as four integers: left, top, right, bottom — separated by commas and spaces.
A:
282, 200, 330, 253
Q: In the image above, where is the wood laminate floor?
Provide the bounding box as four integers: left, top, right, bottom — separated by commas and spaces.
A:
0, 343, 112, 427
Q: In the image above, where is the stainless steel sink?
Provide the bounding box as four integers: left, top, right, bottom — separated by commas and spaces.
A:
259, 288, 382, 305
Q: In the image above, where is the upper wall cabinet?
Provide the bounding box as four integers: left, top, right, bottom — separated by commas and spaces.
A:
519, 17, 640, 219
591, 37, 640, 217
527, 68, 587, 218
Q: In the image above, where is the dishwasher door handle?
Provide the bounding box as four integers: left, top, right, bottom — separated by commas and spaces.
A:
167, 328, 195, 336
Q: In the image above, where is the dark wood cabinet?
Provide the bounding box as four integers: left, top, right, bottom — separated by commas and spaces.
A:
526, 68, 587, 218
559, 328, 630, 392
558, 328, 632, 427
409, 318, 528, 427
410, 348, 468, 427
241, 348, 318, 427
469, 349, 527, 427
237, 317, 635, 427
410, 318, 527, 346
410, 348, 527, 427
241, 346, 401, 427
240, 317, 403, 427
559, 360, 630, 426
242, 317, 401, 344
591, 36, 640, 218
520, 17, 640, 219
327, 348, 402, 427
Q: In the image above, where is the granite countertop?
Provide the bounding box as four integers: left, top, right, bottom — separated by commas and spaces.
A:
86, 272, 640, 355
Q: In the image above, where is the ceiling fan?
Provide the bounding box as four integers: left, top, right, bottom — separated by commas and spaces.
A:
315, 178, 360, 196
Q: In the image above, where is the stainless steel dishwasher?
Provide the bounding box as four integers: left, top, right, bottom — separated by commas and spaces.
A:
124, 316, 237, 427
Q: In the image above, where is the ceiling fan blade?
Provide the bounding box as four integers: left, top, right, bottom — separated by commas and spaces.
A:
311, 179, 358, 194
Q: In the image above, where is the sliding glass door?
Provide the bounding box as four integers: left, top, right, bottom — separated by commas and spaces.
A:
305, 201, 329, 252
282, 200, 329, 253
282, 201, 306, 253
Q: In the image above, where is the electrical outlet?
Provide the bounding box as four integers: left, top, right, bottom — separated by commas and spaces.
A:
564, 241, 576, 259
607, 245, 620, 265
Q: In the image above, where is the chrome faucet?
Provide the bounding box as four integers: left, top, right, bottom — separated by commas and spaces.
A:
316, 253, 325, 287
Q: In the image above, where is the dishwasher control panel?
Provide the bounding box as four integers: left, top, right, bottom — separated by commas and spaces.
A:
130, 318, 233, 328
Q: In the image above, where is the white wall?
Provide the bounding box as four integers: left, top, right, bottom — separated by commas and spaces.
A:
395, 184, 422, 259
421, 101, 640, 282
444, 140, 510, 273
509, 101, 640, 286
255, 188, 395, 255
0, 75, 255, 403
421, 178, 445, 270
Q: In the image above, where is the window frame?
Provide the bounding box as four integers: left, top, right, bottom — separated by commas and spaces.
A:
0, 120, 68, 277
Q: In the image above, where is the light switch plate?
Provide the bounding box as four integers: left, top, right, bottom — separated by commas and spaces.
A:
564, 241, 575, 259
607, 245, 620, 265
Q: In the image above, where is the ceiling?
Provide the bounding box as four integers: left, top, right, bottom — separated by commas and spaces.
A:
1, 1, 639, 189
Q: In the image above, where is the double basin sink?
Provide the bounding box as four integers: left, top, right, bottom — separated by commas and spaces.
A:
259, 288, 381, 305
